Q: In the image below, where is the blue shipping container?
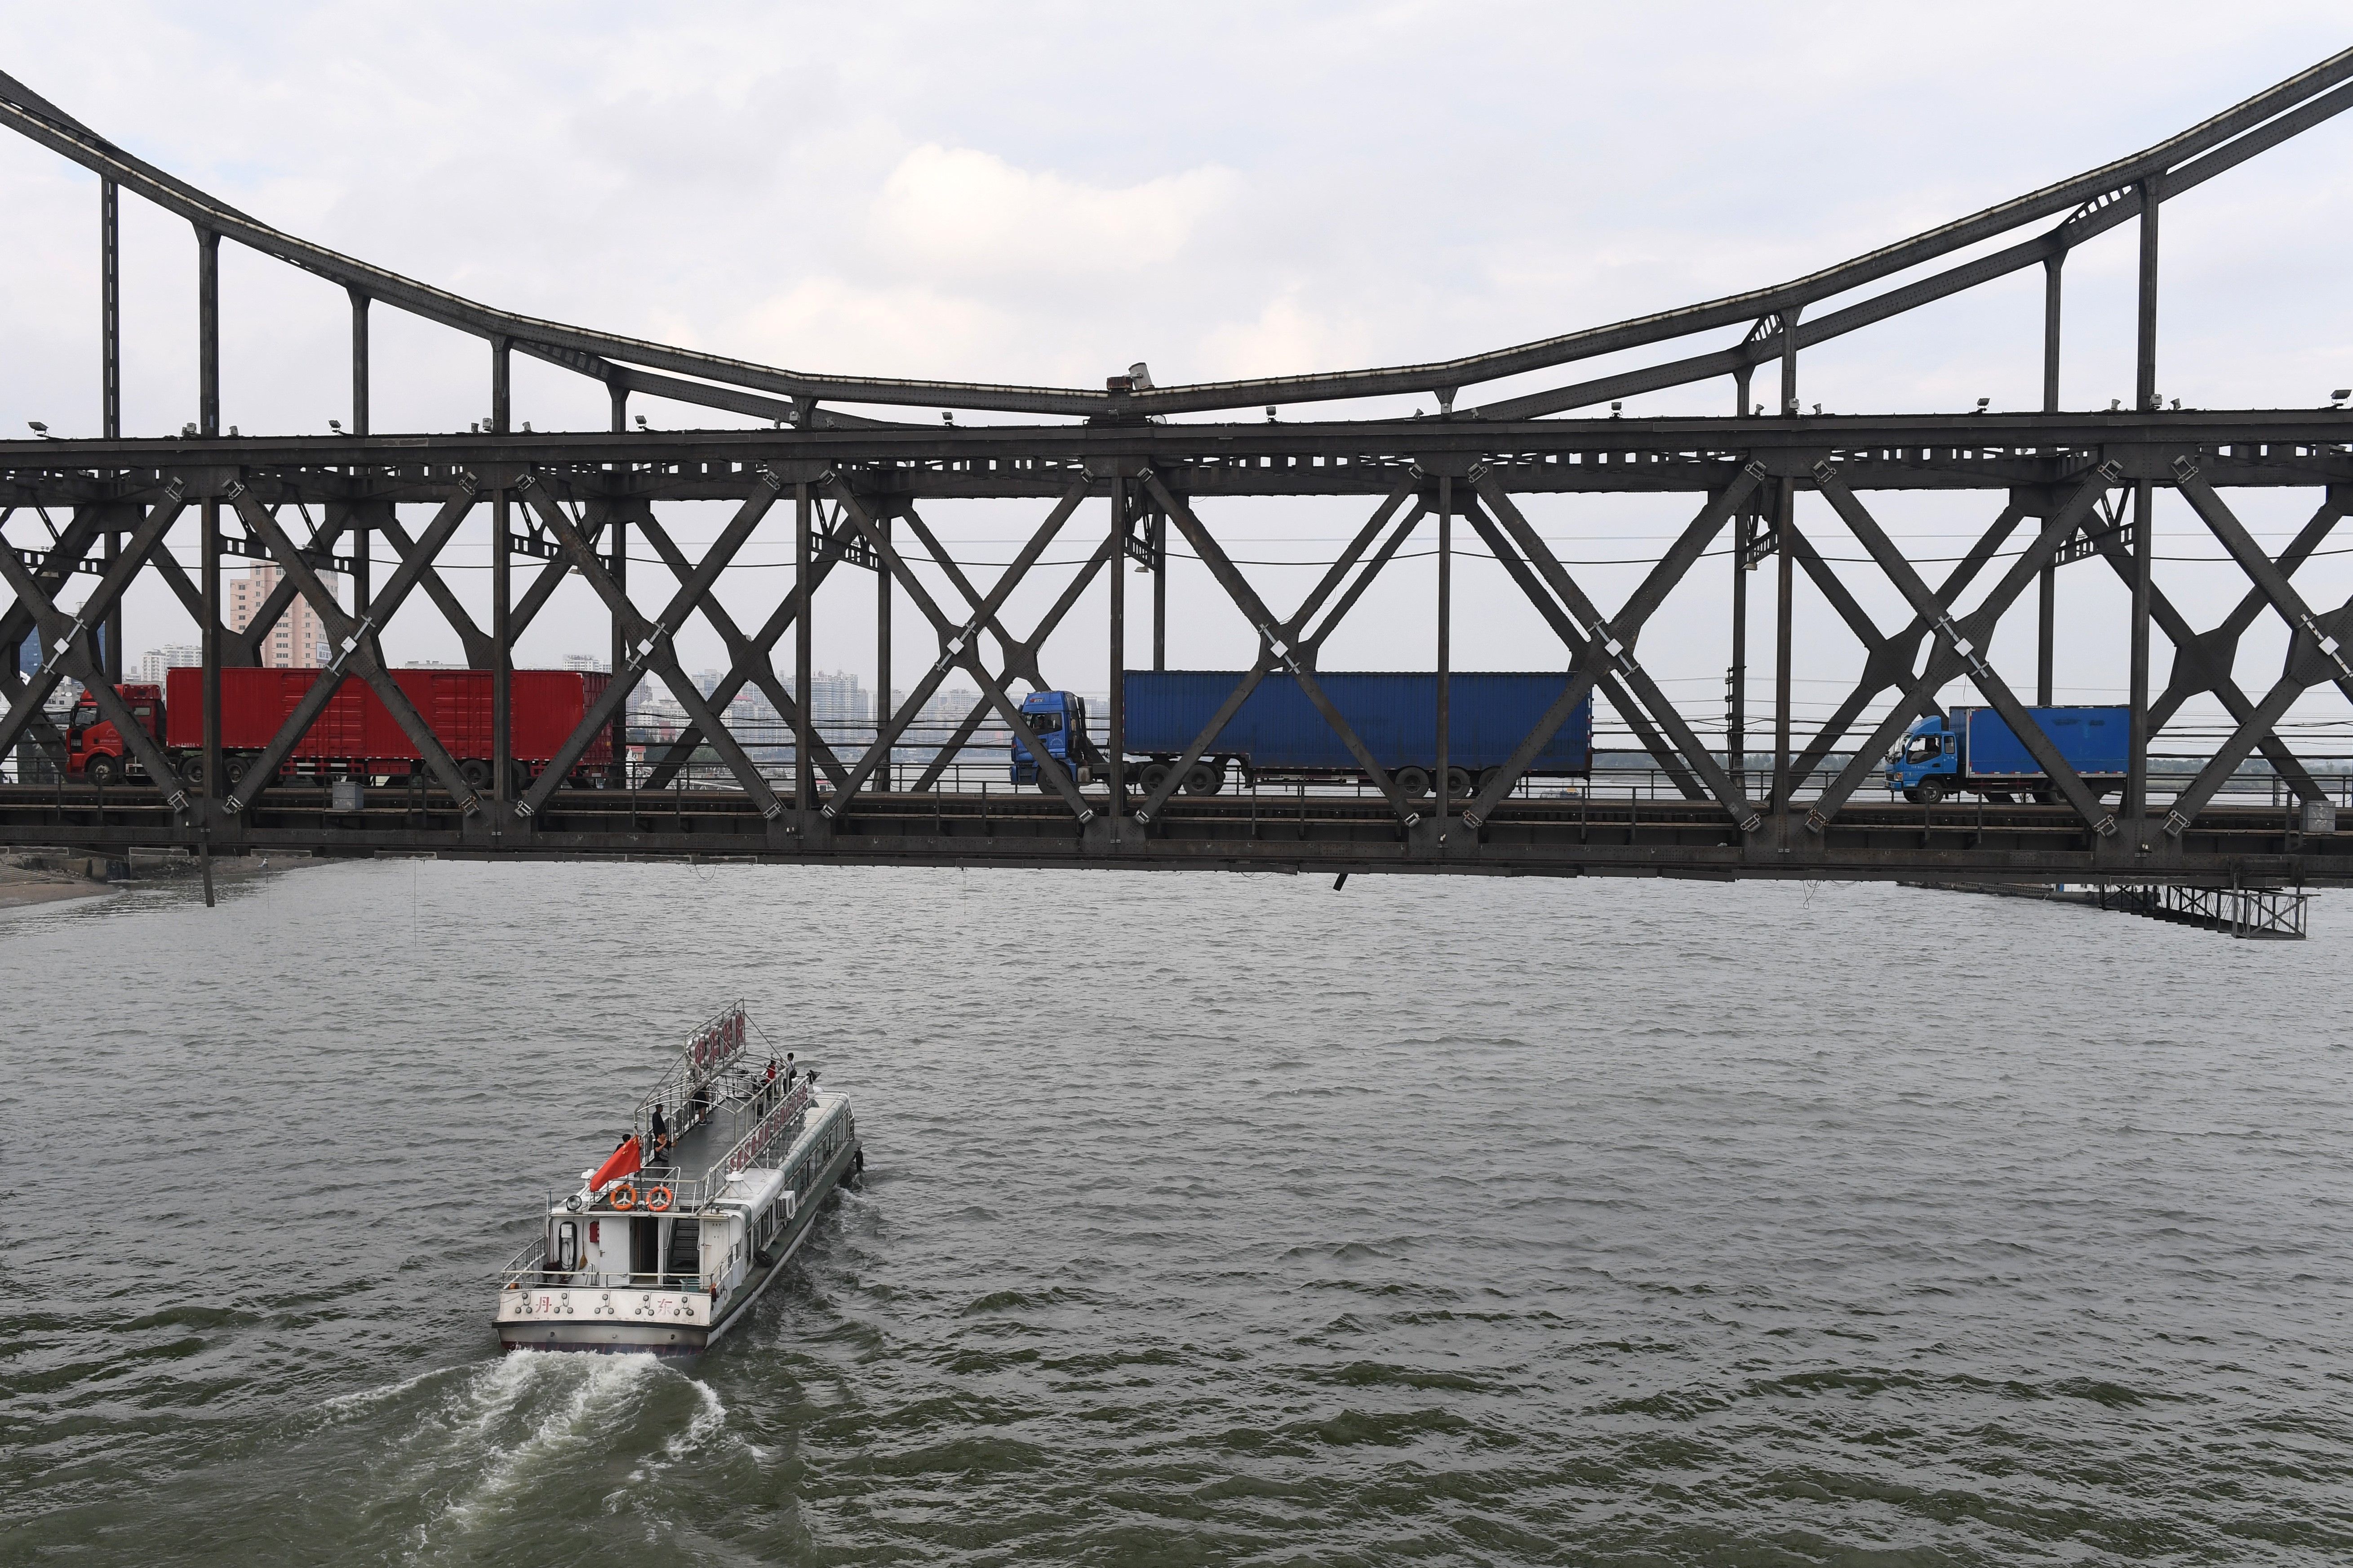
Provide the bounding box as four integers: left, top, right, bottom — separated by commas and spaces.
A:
1123, 670, 1592, 775
1958, 705, 2129, 780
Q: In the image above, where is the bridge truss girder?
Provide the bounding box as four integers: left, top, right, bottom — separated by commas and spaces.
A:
2, 416, 2349, 887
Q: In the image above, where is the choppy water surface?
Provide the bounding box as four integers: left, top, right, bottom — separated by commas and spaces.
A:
3, 862, 2349, 1565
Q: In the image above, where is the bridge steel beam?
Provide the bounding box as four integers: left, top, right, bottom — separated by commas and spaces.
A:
5, 53, 2353, 888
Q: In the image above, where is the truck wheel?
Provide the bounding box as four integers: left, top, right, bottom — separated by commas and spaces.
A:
1915, 780, 1945, 806
511, 761, 534, 796
1182, 762, 1220, 796
1139, 761, 1173, 794
223, 756, 249, 787
178, 753, 206, 787
1444, 766, 1474, 802
458, 758, 493, 790
1394, 765, 1432, 799
1476, 766, 1505, 798
85, 754, 121, 788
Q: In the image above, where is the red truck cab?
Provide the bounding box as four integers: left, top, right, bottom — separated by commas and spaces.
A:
65, 683, 164, 787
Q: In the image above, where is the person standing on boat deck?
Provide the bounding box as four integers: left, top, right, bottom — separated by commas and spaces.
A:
650, 1103, 669, 1165
783, 1051, 798, 1088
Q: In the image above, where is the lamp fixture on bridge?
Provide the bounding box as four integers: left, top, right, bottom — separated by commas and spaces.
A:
2332, 388, 2351, 406
329, 419, 342, 433
1128, 362, 1153, 390
1975, 397, 1990, 413
1610, 402, 1622, 418
26, 421, 48, 438
942, 411, 954, 425
1265, 405, 1277, 422
635, 414, 649, 430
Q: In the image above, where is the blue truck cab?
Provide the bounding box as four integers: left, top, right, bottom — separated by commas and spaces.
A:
1885, 704, 2129, 805
1008, 690, 1099, 787
1886, 714, 1962, 801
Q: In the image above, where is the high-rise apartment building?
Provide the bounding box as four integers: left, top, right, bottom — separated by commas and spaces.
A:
226, 563, 335, 667
135, 645, 201, 684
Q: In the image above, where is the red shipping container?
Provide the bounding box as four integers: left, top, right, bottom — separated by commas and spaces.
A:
163, 667, 613, 781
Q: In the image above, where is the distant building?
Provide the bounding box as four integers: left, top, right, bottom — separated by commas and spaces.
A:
563, 653, 610, 673
804, 669, 866, 726
227, 563, 335, 667
135, 645, 200, 684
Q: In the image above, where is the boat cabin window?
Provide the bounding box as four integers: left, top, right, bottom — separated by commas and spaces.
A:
1026, 710, 1062, 734
1903, 734, 1943, 764
555, 1220, 579, 1272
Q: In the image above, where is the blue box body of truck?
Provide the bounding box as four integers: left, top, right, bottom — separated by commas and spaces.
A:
1010, 672, 1595, 793
1124, 670, 1591, 784
1885, 704, 2129, 802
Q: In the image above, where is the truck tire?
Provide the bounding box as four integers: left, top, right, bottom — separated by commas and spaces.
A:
1914, 780, 1946, 806
223, 756, 249, 787
1444, 766, 1473, 802
1139, 760, 1173, 795
1476, 766, 1505, 798
178, 753, 206, 787
458, 758, 493, 790
1182, 761, 1221, 796
1394, 765, 1432, 799
85, 753, 121, 788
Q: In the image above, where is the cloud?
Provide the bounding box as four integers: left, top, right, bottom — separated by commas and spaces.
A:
868, 144, 1237, 281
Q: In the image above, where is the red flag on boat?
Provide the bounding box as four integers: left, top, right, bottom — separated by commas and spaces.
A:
589, 1134, 642, 1192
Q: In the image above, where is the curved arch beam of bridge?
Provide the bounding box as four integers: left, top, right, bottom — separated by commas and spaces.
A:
0, 52, 2349, 420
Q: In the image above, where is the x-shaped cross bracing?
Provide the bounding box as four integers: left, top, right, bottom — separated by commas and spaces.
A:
906, 510, 1120, 794
1804, 467, 2117, 834
1811, 464, 2121, 833
0, 501, 114, 762
2091, 493, 2341, 806
817, 482, 1097, 816
1130, 474, 1425, 828
213, 485, 490, 812
631, 506, 852, 794
822, 475, 1098, 824
1462, 470, 1767, 829
219, 482, 493, 814
2160, 461, 2353, 833
1779, 501, 2026, 784
0, 485, 193, 809
517, 472, 787, 820
1460, 499, 1707, 802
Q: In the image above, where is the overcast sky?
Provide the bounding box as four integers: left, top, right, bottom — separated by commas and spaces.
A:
4, 4, 2349, 751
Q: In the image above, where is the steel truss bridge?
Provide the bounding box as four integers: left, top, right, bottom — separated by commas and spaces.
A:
3, 57, 2352, 890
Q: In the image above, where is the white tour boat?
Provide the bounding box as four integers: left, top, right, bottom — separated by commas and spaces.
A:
494, 1003, 862, 1355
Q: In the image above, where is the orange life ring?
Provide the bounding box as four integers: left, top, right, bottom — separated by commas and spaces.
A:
645, 1185, 674, 1213
610, 1183, 638, 1211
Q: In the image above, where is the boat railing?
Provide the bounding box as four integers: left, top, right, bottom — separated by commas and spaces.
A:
701, 1077, 814, 1192
497, 1256, 710, 1295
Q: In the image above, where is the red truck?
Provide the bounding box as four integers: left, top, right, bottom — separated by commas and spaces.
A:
61, 668, 614, 792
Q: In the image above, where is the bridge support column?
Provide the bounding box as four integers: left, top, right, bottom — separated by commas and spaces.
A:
350, 288, 370, 435
1436, 474, 1452, 831
876, 509, 891, 790
608, 507, 627, 784
795, 482, 812, 814
491, 338, 512, 822
1773, 479, 1794, 847
1107, 475, 1125, 819
2039, 252, 2062, 705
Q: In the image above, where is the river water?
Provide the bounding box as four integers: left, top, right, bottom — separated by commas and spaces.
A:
3, 860, 2349, 1565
